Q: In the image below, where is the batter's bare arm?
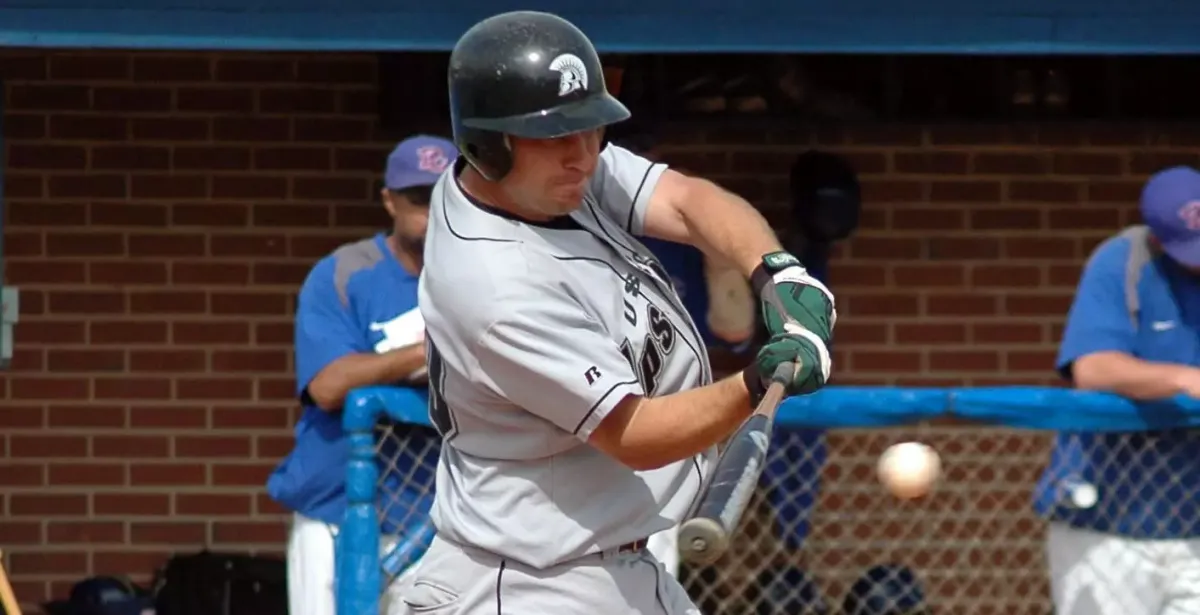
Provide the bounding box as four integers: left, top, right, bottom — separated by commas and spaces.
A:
589, 377, 752, 471
643, 170, 783, 277
306, 344, 425, 411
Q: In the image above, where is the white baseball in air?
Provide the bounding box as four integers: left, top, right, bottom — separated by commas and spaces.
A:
877, 441, 942, 500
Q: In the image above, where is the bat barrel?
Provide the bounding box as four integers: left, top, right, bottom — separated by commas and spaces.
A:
678, 517, 730, 565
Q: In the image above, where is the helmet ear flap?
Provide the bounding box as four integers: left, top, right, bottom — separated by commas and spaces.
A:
459, 131, 514, 182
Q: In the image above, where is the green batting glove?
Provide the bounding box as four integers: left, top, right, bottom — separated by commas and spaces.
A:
750, 251, 837, 347
742, 331, 831, 401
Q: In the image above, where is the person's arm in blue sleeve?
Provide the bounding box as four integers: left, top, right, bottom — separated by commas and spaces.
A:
296, 259, 426, 411
1059, 238, 1200, 400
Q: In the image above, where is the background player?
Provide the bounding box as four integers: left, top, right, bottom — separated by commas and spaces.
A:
1042, 166, 1200, 615
398, 11, 836, 614
267, 135, 456, 615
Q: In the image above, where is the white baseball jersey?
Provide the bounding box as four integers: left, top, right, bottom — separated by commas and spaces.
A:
418, 144, 716, 569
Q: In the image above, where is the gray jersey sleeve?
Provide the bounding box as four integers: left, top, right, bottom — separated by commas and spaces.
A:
588, 144, 668, 236
474, 283, 646, 440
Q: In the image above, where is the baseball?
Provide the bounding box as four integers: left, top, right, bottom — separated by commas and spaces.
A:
877, 441, 941, 500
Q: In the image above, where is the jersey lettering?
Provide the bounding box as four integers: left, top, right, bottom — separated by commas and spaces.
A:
617, 303, 678, 397
647, 304, 676, 355
427, 340, 457, 438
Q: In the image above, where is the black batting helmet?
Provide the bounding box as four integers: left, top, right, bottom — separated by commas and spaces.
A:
448, 11, 631, 181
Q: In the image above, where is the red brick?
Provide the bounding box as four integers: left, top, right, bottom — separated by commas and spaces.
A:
0, 522, 45, 545
210, 292, 288, 315
46, 232, 125, 256
7, 201, 86, 226
129, 407, 207, 429
129, 232, 206, 256
174, 435, 252, 457
94, 493, 170, 516
8, 144, 87, 169
176, 377, 255, 400
212, 463, 274, 486
175, 493, 252, 516
90, 320, 169, 345
130, 522, 207, 545
173, 321, 250, 344
211, 406, 291, 429
93, 436, 170, 458
92, 551, 174, 576
10, 378, 90, 401
89, 202, 170, 227
130, 463, 207, 486
48, 405, 126, 428
92, 87, 172, 112
9, 493, 87, 516
90, 262, 170, 285
46, 522, 126, 544
259, 87, 337, 113
212, 521, 287, 544
9, 551, 88, 575
93, 377, 172, 400
129, 291, 207, 314
212, 350, 288, 373
173, 146, 251, 171
7, 261, 87, 284
48, 463, 126, 486
129, 349, 207, 372
132, 56, 213, 82
47, 349, 126, 372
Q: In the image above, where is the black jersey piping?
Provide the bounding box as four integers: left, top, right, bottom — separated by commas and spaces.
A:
624, 163, 661, 234
572, 378, 641, 435
495, 559, 506, 614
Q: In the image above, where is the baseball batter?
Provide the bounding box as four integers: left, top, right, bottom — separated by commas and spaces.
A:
396, 11, 837, 615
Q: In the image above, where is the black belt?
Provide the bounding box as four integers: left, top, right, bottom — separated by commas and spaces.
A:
616, 538, 648, 555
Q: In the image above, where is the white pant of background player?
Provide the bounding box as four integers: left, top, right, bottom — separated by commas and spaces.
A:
1048, 523, 1200, 615
287, 513, 419, 615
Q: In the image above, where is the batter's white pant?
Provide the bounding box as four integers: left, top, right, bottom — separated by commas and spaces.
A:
647, 525, 680, 578
287, 513, 417, 615
395, 535, 700, 614
1047, 523, 1200, 615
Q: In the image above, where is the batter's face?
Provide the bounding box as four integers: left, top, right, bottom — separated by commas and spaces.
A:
503, 129, 602, 217
382, 185, 432, 261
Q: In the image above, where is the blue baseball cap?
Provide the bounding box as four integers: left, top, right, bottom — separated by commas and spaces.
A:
1141, 166, 1200, 266
384, 135, 457, 191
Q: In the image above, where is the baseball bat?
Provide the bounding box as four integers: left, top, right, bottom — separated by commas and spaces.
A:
0, 550, 24, 615
677, 360, 795, 566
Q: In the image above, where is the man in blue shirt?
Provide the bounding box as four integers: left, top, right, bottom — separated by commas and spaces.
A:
1042, 166, 1200, 615
268, 135, 457, 615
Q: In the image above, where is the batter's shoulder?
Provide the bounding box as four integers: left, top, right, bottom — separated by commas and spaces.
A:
423, 242, 579, 327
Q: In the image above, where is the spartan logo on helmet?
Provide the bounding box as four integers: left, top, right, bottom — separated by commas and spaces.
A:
549, 53, 588, 97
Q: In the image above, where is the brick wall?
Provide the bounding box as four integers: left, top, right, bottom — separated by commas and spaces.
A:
0, 49, 1191, 607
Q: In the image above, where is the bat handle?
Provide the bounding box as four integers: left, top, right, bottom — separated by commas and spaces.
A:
770, 360, 798, 386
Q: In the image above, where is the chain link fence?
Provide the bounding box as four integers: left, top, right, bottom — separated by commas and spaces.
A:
340, 387, 1198, 615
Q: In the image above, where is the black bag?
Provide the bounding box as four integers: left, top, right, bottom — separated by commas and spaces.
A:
153, 551, 287, 615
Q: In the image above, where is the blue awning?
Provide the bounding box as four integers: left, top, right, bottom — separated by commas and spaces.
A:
3, 0, 1200, 53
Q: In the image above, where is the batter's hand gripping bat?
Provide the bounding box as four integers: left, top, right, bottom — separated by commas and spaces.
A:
677, 360, 796, 566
